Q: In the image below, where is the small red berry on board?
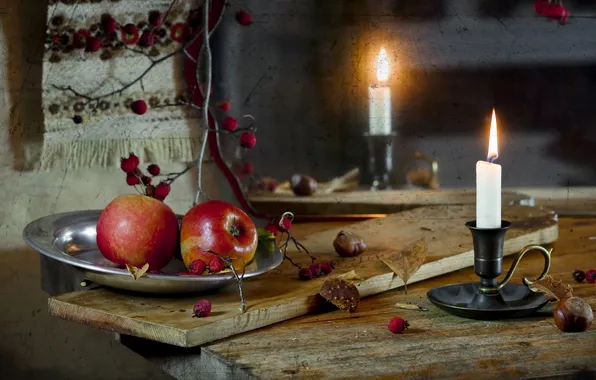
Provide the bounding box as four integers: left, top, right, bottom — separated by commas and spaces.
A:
298, 268, 312, 281
72, 115, 83, 124
236, 10, 252, 26
572, 269, 586, 283
388, 317, 409, 334
585, 269, 596, 284
320, 262, 333, 275
309, 263, 322, 277
192, 299, 212, 318
122, 23, 140, 45
240, 132, 256, 149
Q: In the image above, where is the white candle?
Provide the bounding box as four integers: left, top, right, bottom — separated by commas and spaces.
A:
368, 48, 391, 136
476, 109, 502, 228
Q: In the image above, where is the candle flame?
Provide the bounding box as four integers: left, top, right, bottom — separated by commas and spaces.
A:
487, 108, 498, 162
376, 48, 389, 83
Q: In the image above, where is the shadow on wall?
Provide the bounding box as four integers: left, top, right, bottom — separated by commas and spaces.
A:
2, 0, 46, 171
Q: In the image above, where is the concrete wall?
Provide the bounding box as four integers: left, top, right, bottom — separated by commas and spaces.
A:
2, 0, 596, 378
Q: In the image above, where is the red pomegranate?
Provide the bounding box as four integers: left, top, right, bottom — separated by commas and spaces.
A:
96, 194, 179, 270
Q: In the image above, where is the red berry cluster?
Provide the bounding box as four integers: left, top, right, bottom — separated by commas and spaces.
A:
572, 269, 596, 284
181, 257, 226, 276
388, 317, 409, 334
120, 153, 171, 201
298, 261, 334, 281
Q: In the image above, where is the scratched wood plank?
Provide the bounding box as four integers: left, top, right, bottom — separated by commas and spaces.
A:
48, 205, 558, 348
201, 217, 596, 379
248, 189, 531, 216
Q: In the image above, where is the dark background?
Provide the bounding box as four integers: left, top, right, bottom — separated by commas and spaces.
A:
211, 0, 596, 189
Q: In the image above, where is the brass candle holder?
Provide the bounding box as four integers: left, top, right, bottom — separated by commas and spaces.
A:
427, 220, 553, 320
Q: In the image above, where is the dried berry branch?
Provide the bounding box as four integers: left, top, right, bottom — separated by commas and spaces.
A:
199, 247, 247, 313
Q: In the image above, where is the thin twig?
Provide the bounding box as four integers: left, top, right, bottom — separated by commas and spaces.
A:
162, 161, 198, 184
292, 236, 316, 263
193, 0, 212, 206
53, 48, 182, 104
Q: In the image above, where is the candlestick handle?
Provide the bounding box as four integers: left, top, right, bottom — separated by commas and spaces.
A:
482, 245, 553, 294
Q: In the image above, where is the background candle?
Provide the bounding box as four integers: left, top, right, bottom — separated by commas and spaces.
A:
368, 48, 391, 136
476, 109, 501, 228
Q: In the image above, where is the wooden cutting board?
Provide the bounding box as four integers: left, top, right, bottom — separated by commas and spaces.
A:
248, 189, 531, 216
48, 205, 558, 348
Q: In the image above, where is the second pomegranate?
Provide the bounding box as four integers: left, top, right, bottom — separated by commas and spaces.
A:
180, 200, 258, 272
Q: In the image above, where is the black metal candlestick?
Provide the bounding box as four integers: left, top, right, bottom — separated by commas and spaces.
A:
427, 220, 554, 320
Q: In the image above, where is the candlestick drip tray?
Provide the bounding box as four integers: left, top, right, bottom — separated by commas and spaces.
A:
427, 282, 549, 320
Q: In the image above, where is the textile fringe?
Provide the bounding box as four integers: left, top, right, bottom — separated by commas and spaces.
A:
39, 137, 203, 170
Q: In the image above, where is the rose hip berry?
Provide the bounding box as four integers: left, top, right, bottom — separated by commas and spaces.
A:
264, 223, 278, 236
131, 100, 148, 115
154, 182, 171, 200
309, 263, 322, 277
188, 259, 207, 275
320, 262, 333, 275
573, 269, 586, 283
147, 164, 160, 176
222, 117, 238, 132
72, 115, 83, 124
218, 100, 231, 113
209, 257, 226, 273
236, 10, 252, 26
586, 269, 596, 284
120, 153, 139, 172
192, 299, 212, 318
126, 172, 140, 186
278, 217, 292, 232
141, 176, 152, 185
240, 132, 257, 148
298, 268, 312, 281
388, 317, 409, 334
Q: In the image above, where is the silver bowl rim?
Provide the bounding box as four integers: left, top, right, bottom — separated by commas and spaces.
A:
23, 209, 284, 282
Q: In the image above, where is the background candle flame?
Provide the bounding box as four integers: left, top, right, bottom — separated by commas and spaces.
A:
376, 48, 389, 83
487, 108, 498, 162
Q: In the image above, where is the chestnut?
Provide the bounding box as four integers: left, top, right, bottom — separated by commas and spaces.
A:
553, 296, 594, 333
290, 174, 317, 196
333, 231, 367, 257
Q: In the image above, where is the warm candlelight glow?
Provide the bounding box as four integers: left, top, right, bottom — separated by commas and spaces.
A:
487, 108, 498, 162
376, 48, 389, 83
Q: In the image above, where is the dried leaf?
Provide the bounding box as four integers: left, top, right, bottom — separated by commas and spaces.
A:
338, 270, 362, 282
380, 239, 428, 294
395, 303, 428, 311
528, 275, 573, 302
126, 263, 149, 280
319, 277, 360, 312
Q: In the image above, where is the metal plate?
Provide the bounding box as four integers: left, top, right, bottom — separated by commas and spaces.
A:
23, 210, 284, 294
427, 282, 549, 320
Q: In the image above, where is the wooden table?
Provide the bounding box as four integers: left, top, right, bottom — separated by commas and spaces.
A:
48, 216, 596, 379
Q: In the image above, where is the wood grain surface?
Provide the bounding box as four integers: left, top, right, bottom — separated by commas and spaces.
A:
48, 205, 558, 348
248, 189, 531, 216
201, 217, 596, 380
